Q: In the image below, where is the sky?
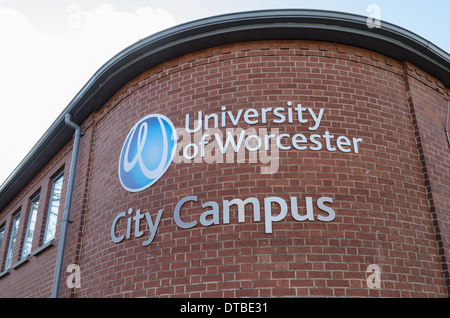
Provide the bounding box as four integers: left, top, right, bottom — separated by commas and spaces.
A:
0, 0, 449, 186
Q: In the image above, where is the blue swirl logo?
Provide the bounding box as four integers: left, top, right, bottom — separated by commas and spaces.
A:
118, 114, 177, 192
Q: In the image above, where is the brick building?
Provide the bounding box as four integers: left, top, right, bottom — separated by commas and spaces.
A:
0, 10, 449, 298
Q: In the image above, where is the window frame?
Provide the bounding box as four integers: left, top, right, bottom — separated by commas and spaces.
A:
4, 211, 21, 271
0, 224, 5, 253
43, 170, 64, 245
21, 192, 40, 259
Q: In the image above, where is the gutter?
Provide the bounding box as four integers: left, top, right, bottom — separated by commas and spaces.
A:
51, 114, 83, 298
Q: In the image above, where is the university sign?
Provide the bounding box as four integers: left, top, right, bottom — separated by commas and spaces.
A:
118, 114, 177, 193
112, 101, 363, 246
111, 195, 335, 246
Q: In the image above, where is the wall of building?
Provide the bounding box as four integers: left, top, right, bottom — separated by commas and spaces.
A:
403, 61, 450, 292
0, 39, 449, 297
0, 142, 72, 297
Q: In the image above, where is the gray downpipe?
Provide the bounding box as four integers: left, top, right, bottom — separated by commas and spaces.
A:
446, 100, 450, 148
51, 114, 83, 298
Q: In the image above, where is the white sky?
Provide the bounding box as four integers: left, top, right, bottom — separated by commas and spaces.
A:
0, 0, 449, 186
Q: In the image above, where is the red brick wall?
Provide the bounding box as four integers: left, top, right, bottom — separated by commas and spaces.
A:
0, 143, 72, 297
403, 61, 450, 294
1, 40, 449, 297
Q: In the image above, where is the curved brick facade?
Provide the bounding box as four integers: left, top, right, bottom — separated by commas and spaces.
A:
0, 12, 449, 298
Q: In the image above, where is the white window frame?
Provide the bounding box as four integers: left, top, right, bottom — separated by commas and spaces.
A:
21, 192, 40, 258
43, 171, 64, 245
4, 211, 21, 271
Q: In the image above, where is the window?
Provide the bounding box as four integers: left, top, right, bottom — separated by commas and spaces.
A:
21, 192, 40, 258
4, 211, 20, 270
0, 224, 4, 252
0, 225, 4, 271
43, 171, 64, 244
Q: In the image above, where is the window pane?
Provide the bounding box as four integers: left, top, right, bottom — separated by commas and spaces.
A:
22, 193, 40, 258
5, 212, 20, 270
0, 225, 4, 271
44, 172, 64, 244
0, 225, 5, 250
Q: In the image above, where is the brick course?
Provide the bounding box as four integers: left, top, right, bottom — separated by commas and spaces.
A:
0, 40, 449, 297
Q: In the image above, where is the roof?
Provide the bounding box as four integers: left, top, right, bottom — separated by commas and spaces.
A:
1, 9, 449, 211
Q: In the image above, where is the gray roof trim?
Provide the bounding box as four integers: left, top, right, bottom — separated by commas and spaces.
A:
1, 9, 449, 210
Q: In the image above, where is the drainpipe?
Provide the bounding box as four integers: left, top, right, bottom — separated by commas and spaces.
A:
446, 100, 450, 149
51, 114, 83, 298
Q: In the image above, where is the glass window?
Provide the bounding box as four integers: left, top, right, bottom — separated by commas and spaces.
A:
0, 224, 5, 251
43, 171, 64, 244
5, 211, 20, 270
21, 192, 40, 258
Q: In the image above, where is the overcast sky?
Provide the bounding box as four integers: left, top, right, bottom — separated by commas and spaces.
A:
0, 0, 449, 186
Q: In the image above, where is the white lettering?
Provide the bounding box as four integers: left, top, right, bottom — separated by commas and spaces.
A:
183, 143, 198, 160
223, 198, 261, 224
292, 134, 307, 150
290, 197, 314, 221
244, 108, 259, 124
245, 134, 262, 152
276, 133, 291, 150
317, 197, 336, 222
142, 209, 164, 246
111, 212, 126, 243
185, 112, 202, 133
273, 107, 285, 123
215, 130, 246, 154
228, 109, 243, 126
174, 196, 198, 229
111, 195, 337, 246
353, 137, 363, 153
336, 136, 351, 153
264, 197, 288, 234
308, 108, 324, 131
296, 104, 308, 123
309, 134, 323, 151
200, 201, 220, 226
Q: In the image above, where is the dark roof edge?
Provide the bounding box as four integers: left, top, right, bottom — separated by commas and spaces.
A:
1, 9, 449, 210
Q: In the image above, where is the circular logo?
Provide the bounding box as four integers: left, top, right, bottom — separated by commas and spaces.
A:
118, 114, 177, 192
